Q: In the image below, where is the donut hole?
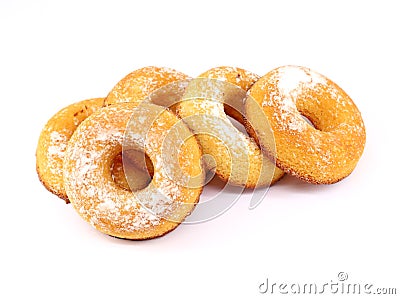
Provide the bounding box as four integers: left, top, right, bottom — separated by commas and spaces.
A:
226, 115, 249, 136
300, 114, 316, 128
295, 92, 346, 132
295, 96, 325, 130
223, 103, 252, 137
111, 150, 153, 191
124, 149, 154, 177
201, 153, 218, 185
297, 105, 333, 132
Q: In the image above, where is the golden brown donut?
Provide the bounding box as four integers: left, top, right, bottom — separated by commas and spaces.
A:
63, 102, 204, 240
175, 66, 285, 188
245, 65, 366, 184
36, 98, 105, 201
104, 66, 189, 106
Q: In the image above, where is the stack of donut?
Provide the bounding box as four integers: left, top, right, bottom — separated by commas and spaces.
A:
36, 65, 366, 240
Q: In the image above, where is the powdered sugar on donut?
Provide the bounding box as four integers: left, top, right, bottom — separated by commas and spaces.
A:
105, 66, 189, 105
262, 93, 307, 133
46, 130, 69, 179
261, 66, 329, 133
63, 103, 202, 238
47, 131, 68, 160
64, 105, 163, 232
277, 66, 326, 101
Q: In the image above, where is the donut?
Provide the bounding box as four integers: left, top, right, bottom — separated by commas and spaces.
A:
36, 98, 105, 201
104, 66, 189, 106
63, 102, 204, 240
245, 65, 366, 184
175, 66, 285, 188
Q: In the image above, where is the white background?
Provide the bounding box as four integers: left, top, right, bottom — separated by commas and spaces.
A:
1, 0, 399, 298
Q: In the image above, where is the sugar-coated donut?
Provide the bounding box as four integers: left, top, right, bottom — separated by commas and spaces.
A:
63, 102, 204, 240
245, 65, 366, 184
104, 66, 189, 106
176, 66, 285, 188
36, 98, 105, 201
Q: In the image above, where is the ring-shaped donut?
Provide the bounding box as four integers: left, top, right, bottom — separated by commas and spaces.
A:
176, 66, 285, 188
245, 65, 366, 184
36, 98, 105, 201
63, 102, 204, 239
